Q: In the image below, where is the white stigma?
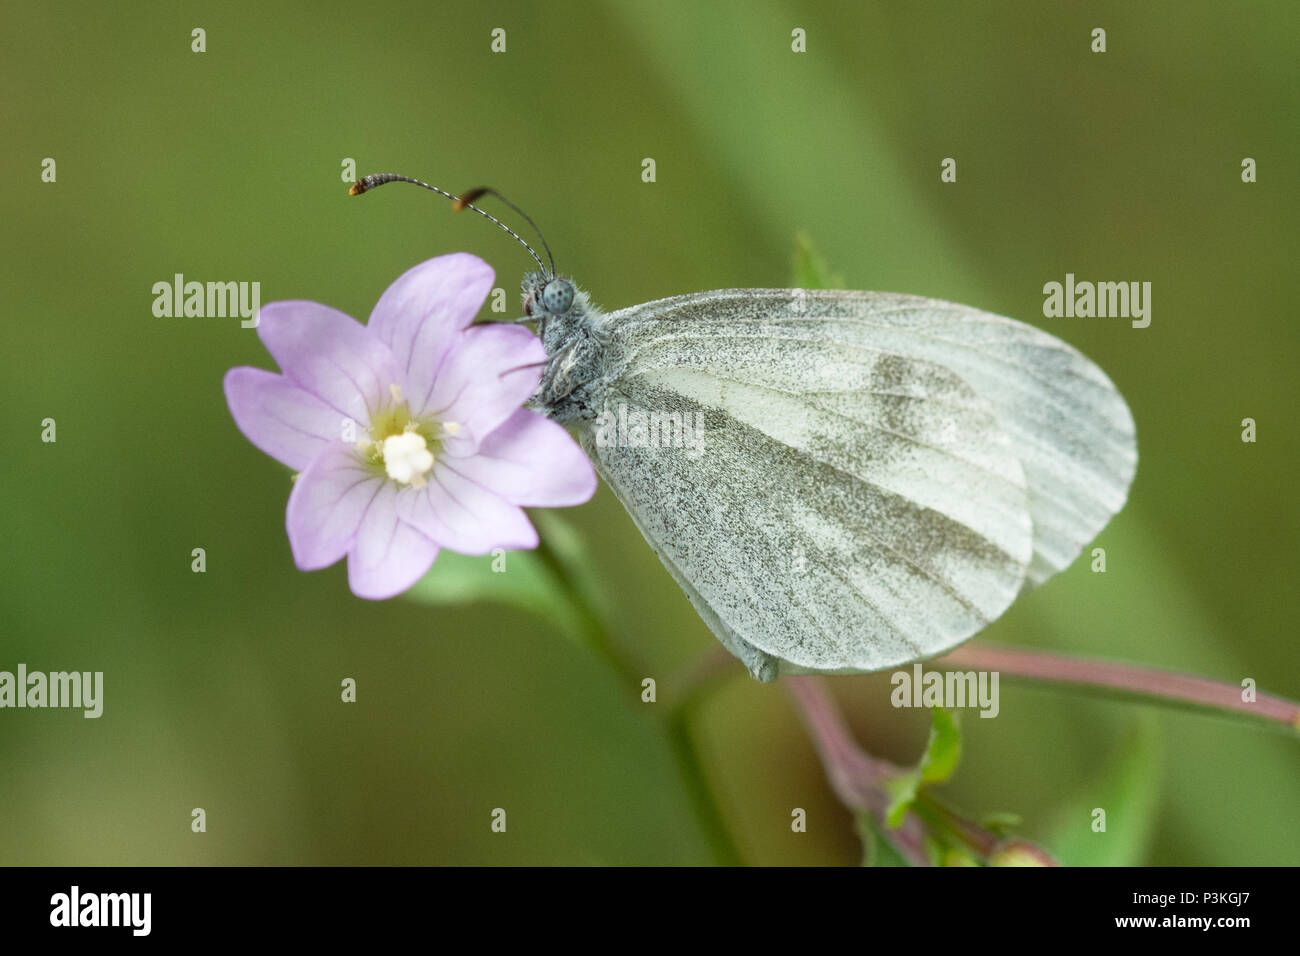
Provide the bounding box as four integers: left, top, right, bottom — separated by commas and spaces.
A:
381, 431, 435, 487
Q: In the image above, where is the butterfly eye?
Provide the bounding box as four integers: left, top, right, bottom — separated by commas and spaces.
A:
542, 279, 574, 314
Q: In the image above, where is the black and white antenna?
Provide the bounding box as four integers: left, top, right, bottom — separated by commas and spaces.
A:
350, 173, 556, 277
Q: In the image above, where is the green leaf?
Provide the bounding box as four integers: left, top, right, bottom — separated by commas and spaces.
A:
403, 510, 609, 647
979, 811, 1024, 837
855, 813, 909, 867
882, 775, 920, 830
920, 707, 962, 784
791, 231, 845, 290
1041, 714, 1162, 866
883, 708, 963, 827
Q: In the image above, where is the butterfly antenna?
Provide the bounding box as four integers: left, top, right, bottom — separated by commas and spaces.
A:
454, 187, 556, 278
350, 173, 549, 276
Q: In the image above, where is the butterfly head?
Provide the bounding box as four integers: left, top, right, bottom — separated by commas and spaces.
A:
523, 271, 577, 319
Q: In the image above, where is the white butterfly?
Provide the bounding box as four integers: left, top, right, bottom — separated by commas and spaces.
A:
524, 277, 1136, 682
353, 174, 1137, 682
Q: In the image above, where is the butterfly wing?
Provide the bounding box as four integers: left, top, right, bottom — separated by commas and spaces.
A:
739, 290, 1138, 588
575, 288, 1126, 679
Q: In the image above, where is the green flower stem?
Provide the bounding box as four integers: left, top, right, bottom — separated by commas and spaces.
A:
662, 645, 737, 715
936, 641, 1300, 732
910, 792, 996, 857
534, 534, 746, 866
532, 534, 638, 679
664, 704, 745, 867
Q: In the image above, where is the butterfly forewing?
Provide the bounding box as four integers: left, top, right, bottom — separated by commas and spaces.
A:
605, 289, 1137, 590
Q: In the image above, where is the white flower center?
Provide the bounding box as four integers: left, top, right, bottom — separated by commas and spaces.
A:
381, 431, 435, 487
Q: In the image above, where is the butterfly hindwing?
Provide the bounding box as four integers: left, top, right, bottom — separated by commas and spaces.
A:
578, 291, 1048, 678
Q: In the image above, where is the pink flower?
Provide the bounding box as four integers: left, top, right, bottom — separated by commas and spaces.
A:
223, 253, 596, 599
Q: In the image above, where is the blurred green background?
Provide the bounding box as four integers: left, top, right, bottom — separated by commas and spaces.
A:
2, 0, 1297, 865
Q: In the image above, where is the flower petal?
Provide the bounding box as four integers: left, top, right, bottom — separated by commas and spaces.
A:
447, 408, 597, 507
346, 484, 440, 599
413, 324, 545, 447
396, 459, 539, 555
257, 300, 400, 427
367, 253, 496, 390
224, 366, 344, 471
286, 443, 386, 570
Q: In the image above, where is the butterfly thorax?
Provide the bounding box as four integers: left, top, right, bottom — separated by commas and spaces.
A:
521, 271, 613, 424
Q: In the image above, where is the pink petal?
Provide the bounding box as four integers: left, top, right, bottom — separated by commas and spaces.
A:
367, 253, 496, 394
285, 443, 386, 570
257, 300, 401, 427
346, 484, 440, 599
396, 459, 539, 555
413, 324, 545, 446
447, 408, 597, 507
224, 366, 343, 471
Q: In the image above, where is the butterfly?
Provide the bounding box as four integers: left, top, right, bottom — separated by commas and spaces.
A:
353, 174, 1137, 682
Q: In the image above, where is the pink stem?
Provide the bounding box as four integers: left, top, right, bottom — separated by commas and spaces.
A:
936, 642, 1300, 729
784, 675, 931, 866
